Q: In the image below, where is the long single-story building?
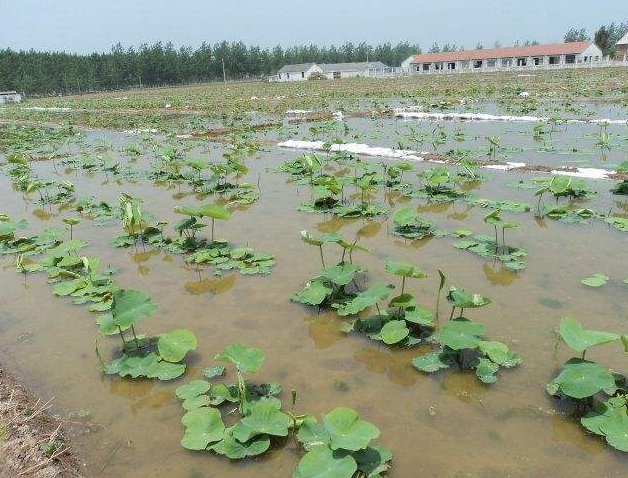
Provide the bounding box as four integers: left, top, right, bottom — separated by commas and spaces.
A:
0, 91, 22, 104
402, 42, 604, 74
269, 61, 390, 82
617, 33, 628, 61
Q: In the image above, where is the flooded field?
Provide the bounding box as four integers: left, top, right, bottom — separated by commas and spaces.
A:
0, 71, 627, 478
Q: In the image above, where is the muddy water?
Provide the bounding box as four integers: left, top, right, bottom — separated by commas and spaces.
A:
0, 127, 627, 478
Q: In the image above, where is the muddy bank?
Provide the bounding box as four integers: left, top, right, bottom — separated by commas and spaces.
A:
0, 366, 82, 478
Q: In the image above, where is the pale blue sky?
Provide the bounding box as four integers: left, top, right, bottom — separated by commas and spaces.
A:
0, 0, 624, 53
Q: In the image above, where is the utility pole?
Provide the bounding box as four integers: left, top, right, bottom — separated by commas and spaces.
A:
222, 58, 227, 84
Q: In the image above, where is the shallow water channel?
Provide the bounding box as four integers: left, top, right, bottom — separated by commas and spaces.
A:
0, 118, 627, 478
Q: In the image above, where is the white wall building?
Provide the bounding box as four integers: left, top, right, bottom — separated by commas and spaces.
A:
403, 42, 605, 74
269, 62, 391, 82
0, 91, 22, 104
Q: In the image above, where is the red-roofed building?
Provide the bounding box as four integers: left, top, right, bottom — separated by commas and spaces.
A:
402, 42, 604, 74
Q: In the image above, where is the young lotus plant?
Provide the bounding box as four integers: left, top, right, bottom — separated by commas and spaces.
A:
293, 231, 370, 309
174, 345, 394, 476
547, 317, 628, 452
343, 261, 435, 347
175, 344, 288, 459
99, 289, 197, 381
413, 287, 521, 384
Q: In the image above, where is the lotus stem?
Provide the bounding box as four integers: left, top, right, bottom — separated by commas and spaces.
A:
116, 326, 126, 348
375, 303, 382, 316
449, 306, 455, 321
211, 218, 215, 243
401, 276, 406, 294
130, 325, 140, 350
318, 246, 326, 268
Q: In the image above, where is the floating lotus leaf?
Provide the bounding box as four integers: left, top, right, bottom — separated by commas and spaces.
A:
181, 407, 225, 450
600, 410, 628, 452
158, 329, 197, 362
446, 287, 491, 309
384, 261, 427, 279
294, 445, 357, 478
203, 365, 225, 379
175, 380, 211, 400
558, 317, 620, 353
404, 306, 435, 327
234, 400, 290, 441
293, 280, 333, 306
104, 353, 185, 381
378, 320, 409, 345
320, 263, 363, 286
209, 429, 270, 459
182, 395, 211, 411
433, 319, 485, 350
478, 340, 521, 366
547, 359, 616, 399
475, 358, 499, 383
581, 274, 609, 287
392, 206, 419, 228
46, 239, 89, 258
215, 343, 265, 373
333, 285, 395, 317
412, 351, 453, 373
353, 445, 393, 478
296, 418, 331, 451
581, 397, 627, 436
111, 289, 157, 329
323, 407, 380, 452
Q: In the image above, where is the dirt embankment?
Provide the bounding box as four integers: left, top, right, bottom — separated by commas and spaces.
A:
0, 367, 82, 478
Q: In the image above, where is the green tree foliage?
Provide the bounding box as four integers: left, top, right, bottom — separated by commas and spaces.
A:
564, 28, 590, 42
0, 41, 422, 95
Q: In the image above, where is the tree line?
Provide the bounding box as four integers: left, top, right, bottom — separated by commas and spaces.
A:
0, 41, 421, 96
564, 21, 627, 56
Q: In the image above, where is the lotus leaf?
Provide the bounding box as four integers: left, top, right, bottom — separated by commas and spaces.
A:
446, 287, 491, 309
293, 280, 333, 306
323, 407, 380, 451
478, 341, 521, 366
333, 285, 394, 316
111, 289, 157, 329
215, 343, 265, 373
104, 353, 185, 380
558, 317, 620, 353
176, 380, 211, 400
296, 418, 331, 451
547, 359, 616, 399
475, 358, 499, 383
353, 445, 393, 478
404, 306, 435, 327
203, 365, 225, 379
294, 445, 357, 478
581, 274, 609, 287
181, 407, 225, 450
377, 320, 409, 345
320, 263, 363, 286
384, 260, 427, 279
434, 319, 485, 350
234, 400, 290, 440
158, 329, 197, 362
210, 429, 270, 459
412, 351, 454, 372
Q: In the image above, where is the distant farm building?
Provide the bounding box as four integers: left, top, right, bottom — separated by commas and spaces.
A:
269, 62, 394, 82
0, 91, 22, 104
402, 42, 605, 74
617, 33, 628, 61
